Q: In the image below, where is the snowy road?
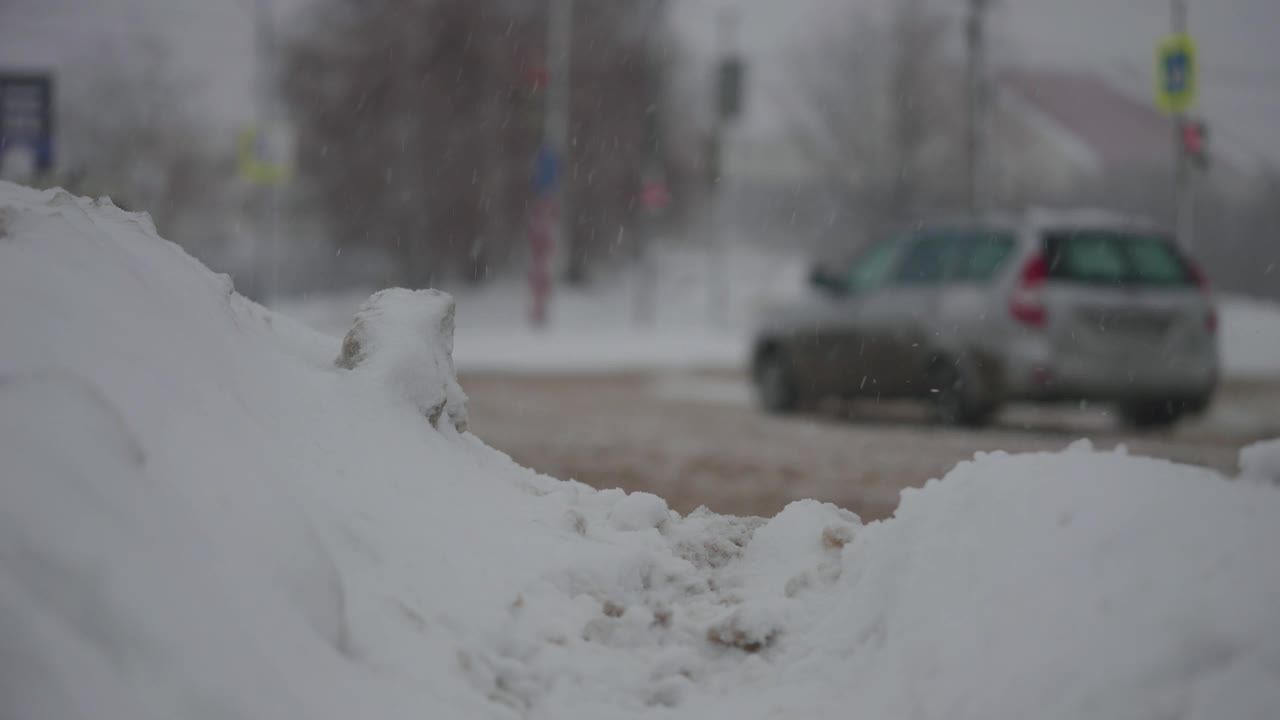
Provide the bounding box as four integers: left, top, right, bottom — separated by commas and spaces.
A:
463, 370, 1278, 520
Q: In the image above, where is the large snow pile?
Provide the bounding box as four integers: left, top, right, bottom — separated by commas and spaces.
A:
1220, 296, 1280, 380
3, 181, 1280, 720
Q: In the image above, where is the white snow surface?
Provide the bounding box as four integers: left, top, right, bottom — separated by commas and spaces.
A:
1219, 296, 1280, 380
3, 180, 1280, 720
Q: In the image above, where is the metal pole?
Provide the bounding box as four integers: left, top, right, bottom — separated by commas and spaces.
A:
1171, 0, 1194, 251
530, 0, 571, 327
965, 0, 988, 214
547, 0, 572, 283
632, 0, 667, 329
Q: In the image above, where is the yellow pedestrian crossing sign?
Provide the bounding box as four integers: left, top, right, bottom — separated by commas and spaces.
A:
238, 127, 292, 185
1155, 33, 1197, 114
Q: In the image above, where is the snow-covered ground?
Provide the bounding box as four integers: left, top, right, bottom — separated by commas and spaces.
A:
4, 180, 1280, 720
1220, 296, 1280, 380
274, 246, 808, 373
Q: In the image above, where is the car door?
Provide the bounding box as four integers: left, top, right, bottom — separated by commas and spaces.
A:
817, 236, 908, 397
854, 231, 956, 397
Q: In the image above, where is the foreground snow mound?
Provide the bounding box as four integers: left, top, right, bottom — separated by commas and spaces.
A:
3, 181, 1279, 720
1239, 439, 1280, 485
692, 445, 1280, 720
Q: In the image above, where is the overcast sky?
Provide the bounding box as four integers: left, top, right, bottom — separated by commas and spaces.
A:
3, 0, 1278, 162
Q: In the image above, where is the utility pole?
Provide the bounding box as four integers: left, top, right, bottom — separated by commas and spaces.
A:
529, 0, 572, 327
1171, 0, 1194, 250
964, 0, 989, 215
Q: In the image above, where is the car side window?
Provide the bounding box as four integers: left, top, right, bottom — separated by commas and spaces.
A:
846, 238, 904, 293
954, 230, 1015, 282
892, 234, 950, 286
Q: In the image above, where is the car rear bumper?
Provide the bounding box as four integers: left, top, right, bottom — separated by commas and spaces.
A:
1000, 336, 1219, 405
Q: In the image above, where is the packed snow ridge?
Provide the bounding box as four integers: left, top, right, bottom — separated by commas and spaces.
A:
3, 180, 1280, 720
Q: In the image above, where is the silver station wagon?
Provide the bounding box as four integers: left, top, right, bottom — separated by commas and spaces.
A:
751, 210, 1220, 428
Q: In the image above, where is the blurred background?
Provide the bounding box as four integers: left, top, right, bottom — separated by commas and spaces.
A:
3, 0, 1279, 517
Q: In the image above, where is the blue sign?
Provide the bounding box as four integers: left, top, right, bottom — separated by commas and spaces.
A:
0, 73, 54, 171
1155, 34, 1197, 114
533, 144, 559, 195
1163, 52, 1189, 94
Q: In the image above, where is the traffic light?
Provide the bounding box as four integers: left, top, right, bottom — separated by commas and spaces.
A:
1181, 119, 1209, 169
716, 57, 745, 122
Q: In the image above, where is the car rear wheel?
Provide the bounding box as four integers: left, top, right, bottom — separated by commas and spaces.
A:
755, 350, 800, 414
929, 359, 996, 428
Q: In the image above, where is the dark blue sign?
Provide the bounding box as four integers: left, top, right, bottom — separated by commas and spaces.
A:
533, 144, 559, 195
0, 73, 54, 171
1163, 51, 1190, 94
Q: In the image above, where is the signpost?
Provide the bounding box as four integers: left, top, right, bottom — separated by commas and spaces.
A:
1157, 1, 1199, 251
0, 73, 54, 177
529, 143, 560, 327
237, 126, 292, 186
526, 0, 572, 328
1155, 33, 1197, 114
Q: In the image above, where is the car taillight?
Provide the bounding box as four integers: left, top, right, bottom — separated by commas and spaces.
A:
1187, 260, 1218, 334
1009, 254, 1049, 328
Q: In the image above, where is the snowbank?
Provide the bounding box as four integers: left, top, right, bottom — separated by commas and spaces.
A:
1239, 438, 1280, 486
1220, 296, 1280, 380
4, 181, 1280, 720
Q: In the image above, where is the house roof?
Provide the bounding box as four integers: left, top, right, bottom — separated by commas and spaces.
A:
1000, 69, 1176, 174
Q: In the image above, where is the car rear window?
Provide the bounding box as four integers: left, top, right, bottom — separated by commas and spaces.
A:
1043, 230, 1193, 286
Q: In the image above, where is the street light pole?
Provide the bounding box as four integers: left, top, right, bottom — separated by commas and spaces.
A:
965, 0, 989, 214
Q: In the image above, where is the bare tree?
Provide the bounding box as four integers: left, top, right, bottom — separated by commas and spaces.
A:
55, 35, 233, 268
282, 0, 685, 288
784, 0, 963, 244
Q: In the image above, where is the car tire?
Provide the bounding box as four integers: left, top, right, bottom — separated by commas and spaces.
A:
755, 349, 801, 414
1119, 400, 1184, 430
929, 359, 996, 428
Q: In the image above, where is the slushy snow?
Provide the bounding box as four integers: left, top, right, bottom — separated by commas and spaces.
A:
3, 180, 1280, 720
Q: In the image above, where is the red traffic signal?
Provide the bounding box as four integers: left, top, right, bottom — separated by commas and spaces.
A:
640, 180, 670, 213
1181, 120, 1209, 167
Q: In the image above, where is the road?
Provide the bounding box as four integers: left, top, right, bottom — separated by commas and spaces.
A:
461, 370, 1280, 521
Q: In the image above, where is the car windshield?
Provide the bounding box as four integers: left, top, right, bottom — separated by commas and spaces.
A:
1044, 229, 1194, 286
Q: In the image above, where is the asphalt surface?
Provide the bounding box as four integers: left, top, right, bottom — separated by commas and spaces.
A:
461, 370, 1280, 521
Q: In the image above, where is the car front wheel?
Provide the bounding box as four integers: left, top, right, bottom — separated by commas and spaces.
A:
755, 350, 800, 414
929, 359, 996, 428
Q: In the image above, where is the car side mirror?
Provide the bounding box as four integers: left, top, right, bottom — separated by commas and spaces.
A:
807, 264, 849, 296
